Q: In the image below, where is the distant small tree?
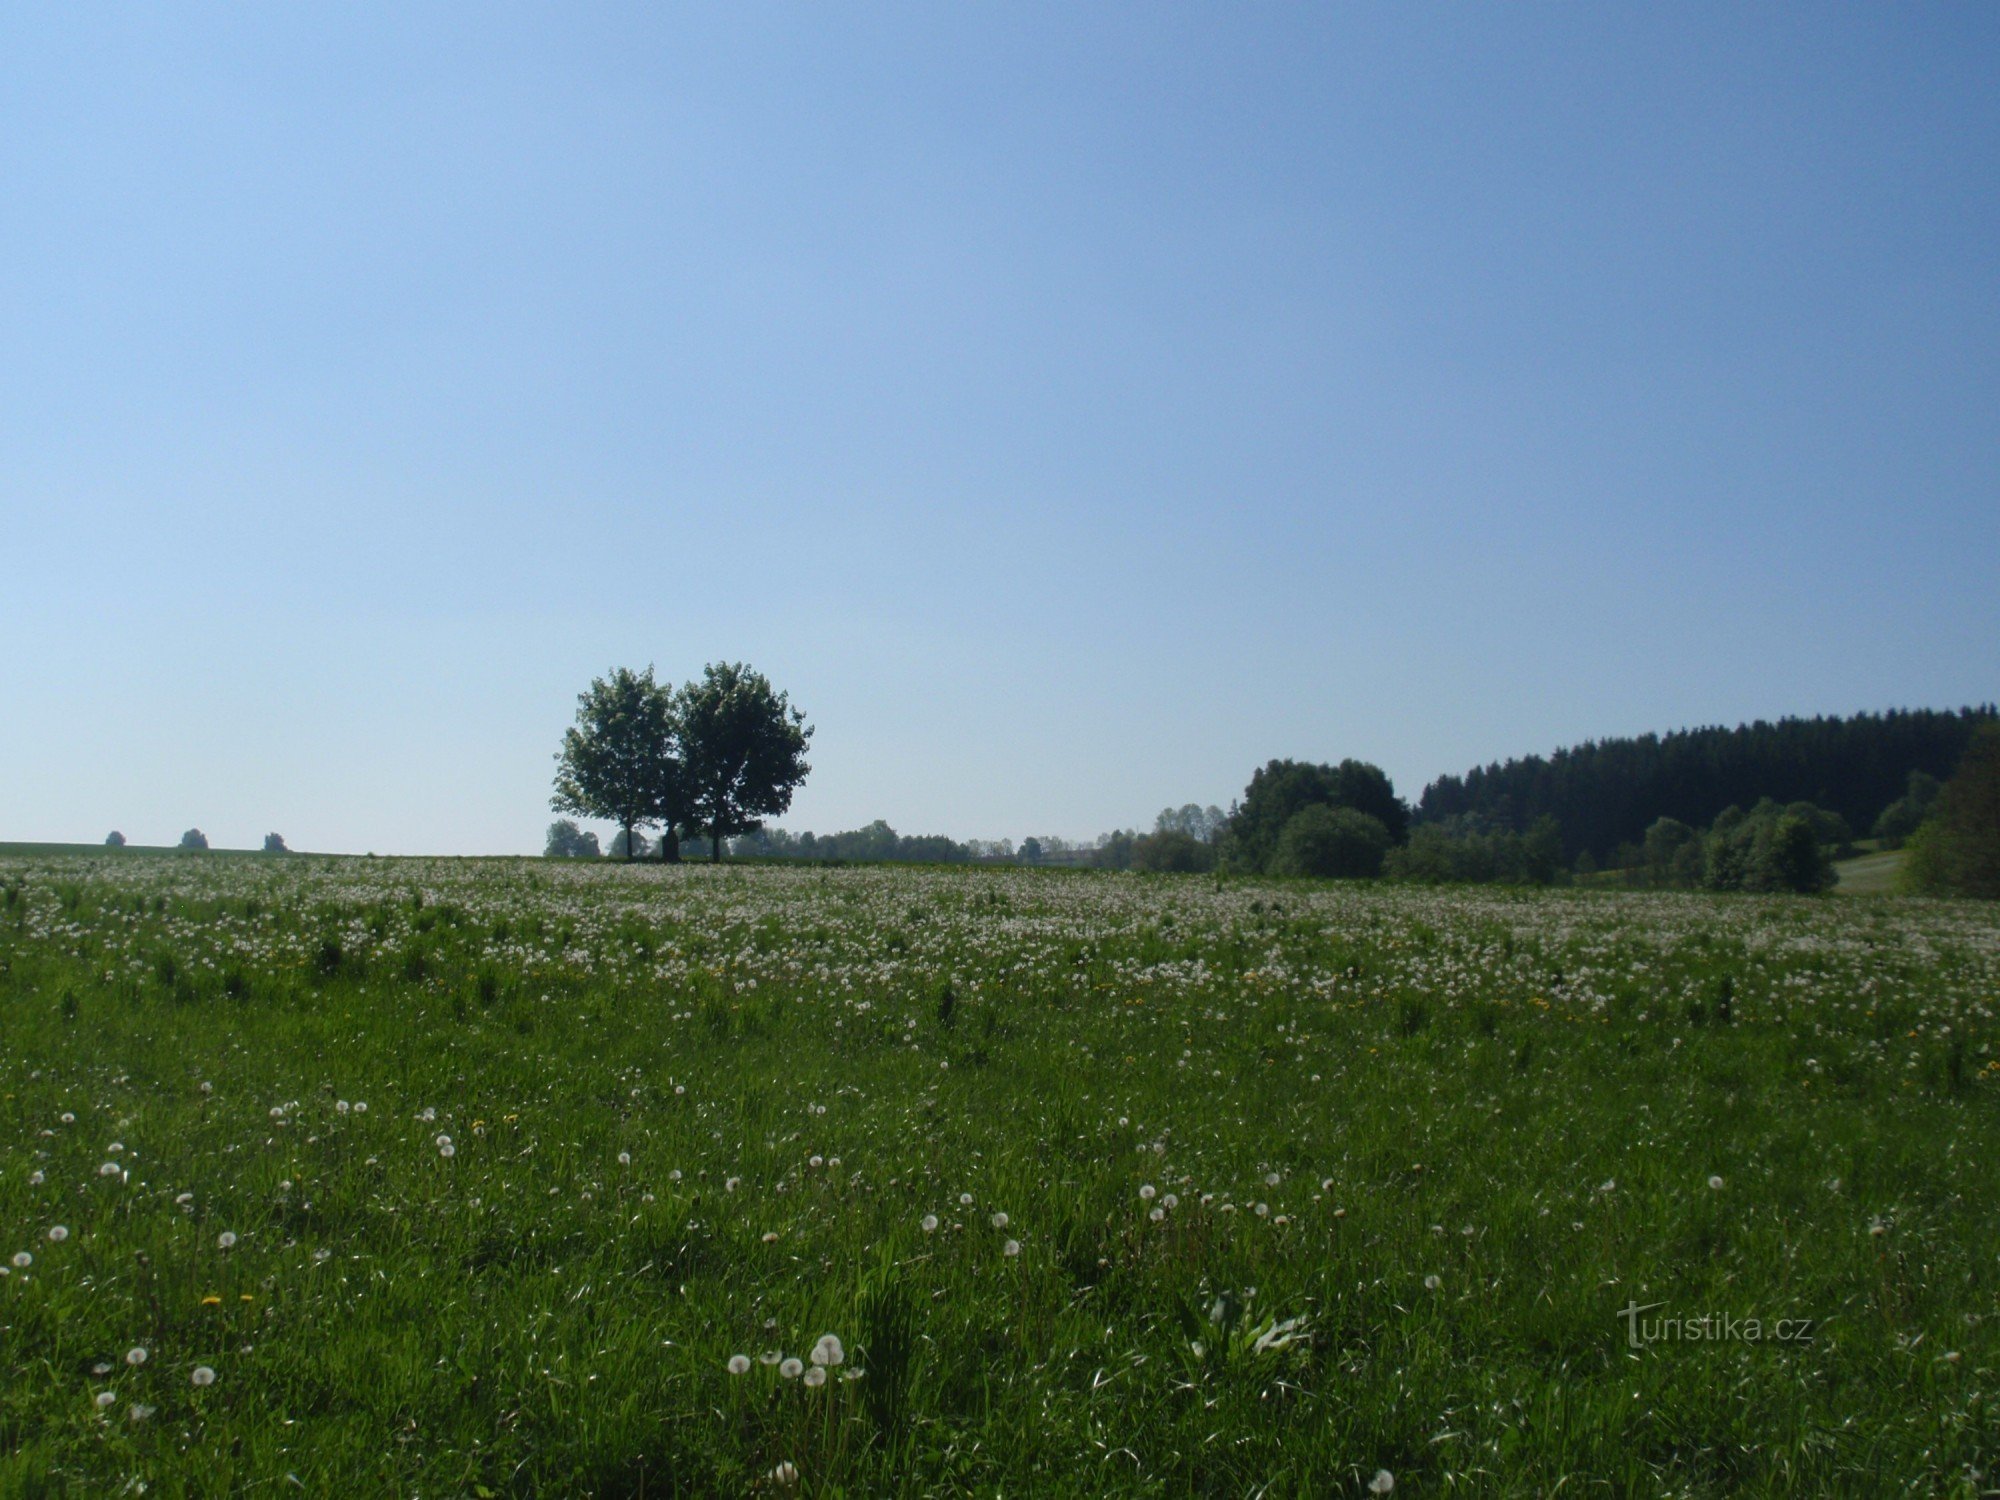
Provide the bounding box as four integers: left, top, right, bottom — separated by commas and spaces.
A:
105, 831, 126, 847
1271, 805, 1390, 879
544, 819, 601, 859
607, 828, 655, 860
1019, 836, 1044, 865
678, 662, 812, 861
178, 828, 209, 851
263, 832, 289, 854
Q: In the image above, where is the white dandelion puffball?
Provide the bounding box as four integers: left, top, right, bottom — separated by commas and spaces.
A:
353, 1101, 366, 1113
727, 1355, 751, 1375
200, 1082, 213, 1095
99, 1162, 121, 1177
810, 1335, 844, 1367
1370, 1472, 1396, 1495
27, 1170, 43, 1185
217, 1232, 237, 1250
990, 1212, 1009, 1229
779, 1357, 803, 1379
47, 1225, 68, 1243
336, 1100, 349, 1114
759, 1351, 781, 1366
725, 1177, 741, 1192
772, 1461, 798, 1486
60, 1112, 76, 1125
1424, 1274, 1441, 1290
190, 1366, 216, 1387
802, 1365, 827, 1387
617, 1152, 631, 1166
11, 1252, 31, 1269
1265, 1172, 1281, 1187
94, 1391, 117, 1410
808, 1155, 823, 1168
1003, 1239, 1021, 1257
958, 1192, 973, 1206
128, 1404, 155, 1423
1162, 1194, 1178, 1209
126, 1347, 148, 1366
921, 1214, 939, 1233
1708, 1175, 1725, 1190
435, 1133, 452, 1149
1139, 1184, 1156, 1201
1149, 1207, 1165, 1222
439, 1142, 456, 1159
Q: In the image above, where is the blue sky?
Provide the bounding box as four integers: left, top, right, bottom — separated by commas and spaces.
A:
4, 5, 1996, 854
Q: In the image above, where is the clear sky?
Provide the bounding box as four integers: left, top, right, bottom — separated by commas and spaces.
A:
4, 5, 1996, 854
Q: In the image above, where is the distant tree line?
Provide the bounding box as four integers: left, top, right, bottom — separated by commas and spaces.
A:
1417, 708, 1995, 866
1902, 725, 2000, 899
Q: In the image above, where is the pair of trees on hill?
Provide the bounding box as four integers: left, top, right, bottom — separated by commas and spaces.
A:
551, 663, 812, 862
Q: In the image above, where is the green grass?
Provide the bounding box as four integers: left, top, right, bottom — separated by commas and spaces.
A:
1833, 848, 1908, 895
1, 854, 1995, 1495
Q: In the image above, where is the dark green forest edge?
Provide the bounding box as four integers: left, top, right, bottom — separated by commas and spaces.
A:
549, 704, 1999, 901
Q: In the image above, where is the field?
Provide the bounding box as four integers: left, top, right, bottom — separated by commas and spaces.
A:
2, 854, 1996, 1496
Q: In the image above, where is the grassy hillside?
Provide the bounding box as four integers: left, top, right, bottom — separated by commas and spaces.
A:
2, 854, 1995, 1494
1834, 847, 1909, 895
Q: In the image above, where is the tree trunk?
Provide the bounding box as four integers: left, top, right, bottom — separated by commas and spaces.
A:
711, 832, 722, 862
622, 820, 634, 862
659, 828, 680, 863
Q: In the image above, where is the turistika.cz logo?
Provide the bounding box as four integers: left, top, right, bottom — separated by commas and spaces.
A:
1618, 1301, 1815, 1348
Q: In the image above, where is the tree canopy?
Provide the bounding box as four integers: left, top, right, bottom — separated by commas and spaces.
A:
1225, 758, 1407, 873
551, 667, 685, 861
677, 662, 813, 861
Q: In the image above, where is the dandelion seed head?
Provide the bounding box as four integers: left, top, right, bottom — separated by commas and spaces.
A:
779, 1357, 803, 1379
1708, 1175, 1725, 1190
921, 1214, 939, 1233
802, 1365, 826, 1387
1370, 1472, 1395, 1495
1139, 1184, 1156, 1201
126, 1347, 148, 1366
810, 1335, 844, 1367
11, 1252, 31, 1269
1003, 1238, 1021, 1257
217, 1231, 237, 1249
190, 1366, 216, 1387
95, 1391, 116, 1410
47, 1225, 68, 1243
990, 1211, 1008, 1229
726, 1354, 751, 1375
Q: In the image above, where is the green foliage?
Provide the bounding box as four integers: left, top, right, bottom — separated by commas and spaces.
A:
550, 666, 686, 861
104, 830, 125, 847
1875, 769, 1944, 849
1, 852, 1995, 1493
1902, 726, 2000, 898
1227, 758, 1407, 872
1131, 829, 1216, 873
1421, 706, 1995, 864
261, 832, 288, 854
1270, 804, 1390, 878
1385, 814, 1564, 886
677, 662, 813, 861
1702, 801, 1835, 894
177, 828, 208, 851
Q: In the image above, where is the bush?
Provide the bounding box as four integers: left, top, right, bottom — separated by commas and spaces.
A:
1271, 806, 1390, 879
263, 833, 289, 854
178, 828, 209, 851
104, 831, 126, 847
1131, 830, 1216, 874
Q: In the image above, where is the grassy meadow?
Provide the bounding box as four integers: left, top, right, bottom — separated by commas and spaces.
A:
1, 851, 1996, 1495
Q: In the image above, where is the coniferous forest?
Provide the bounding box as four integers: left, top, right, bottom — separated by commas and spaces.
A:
1416, 707, 1996, 865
